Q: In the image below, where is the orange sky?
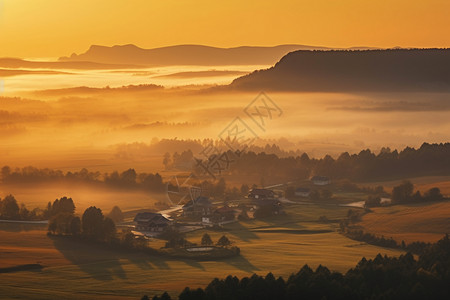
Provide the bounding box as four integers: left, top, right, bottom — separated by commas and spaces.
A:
0, 0, 449, 58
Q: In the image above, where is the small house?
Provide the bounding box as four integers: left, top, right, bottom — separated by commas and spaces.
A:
134, 212, 171, 232
182, 196, 212, 216
311, 176, 331, 186
295, 187, 311, 197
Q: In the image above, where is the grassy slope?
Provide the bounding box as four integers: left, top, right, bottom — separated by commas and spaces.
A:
359, 201, 450, 243
0, 203, 406, 299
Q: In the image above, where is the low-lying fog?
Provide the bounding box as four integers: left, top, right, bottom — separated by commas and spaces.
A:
0, 64, 266, 94
1, 66, 449, 211
0, 183, 166, 214
1, 65, 449, 179
1, 89, 449, 172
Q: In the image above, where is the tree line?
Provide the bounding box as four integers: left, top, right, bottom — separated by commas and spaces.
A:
47, 197, 117, 242
3, 143, 449, 192
365, 180, 445, 207
340, 208, 434, 254
46, 198, 160, 253
146, 234, 450, 300
1, 166, 165, 192
0, 193, 125, 224
183, 143, 450, 183
0, 194, 44, 220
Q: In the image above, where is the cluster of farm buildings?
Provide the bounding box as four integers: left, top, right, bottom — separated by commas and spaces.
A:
132, 176, 331, 236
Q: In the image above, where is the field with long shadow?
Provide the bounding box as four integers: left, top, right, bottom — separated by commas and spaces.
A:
0, 203, 409, 299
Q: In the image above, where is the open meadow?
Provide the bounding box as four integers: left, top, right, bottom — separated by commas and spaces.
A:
0, 203, 407, 299
358, 200, 450, 244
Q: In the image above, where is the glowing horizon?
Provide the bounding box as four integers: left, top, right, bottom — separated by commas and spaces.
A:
1, 0, 449, 58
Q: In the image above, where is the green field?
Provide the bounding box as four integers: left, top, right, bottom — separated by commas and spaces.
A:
0, 202, 407, 299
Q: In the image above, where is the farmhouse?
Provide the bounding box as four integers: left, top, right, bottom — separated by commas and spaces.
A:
295, 187, 311, 197
202, 205, 236, 225
311, 176, 331, 186
248, 188, 275, 200
212, 205, 236, 222
182, 196, 212, 216
134, 212, 171, 232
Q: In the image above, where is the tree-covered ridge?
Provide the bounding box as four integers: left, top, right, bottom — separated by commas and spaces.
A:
230, 48, 450, 92
162, 142, 450, 182
148, 235, 450, 300
225, 142, 450, 182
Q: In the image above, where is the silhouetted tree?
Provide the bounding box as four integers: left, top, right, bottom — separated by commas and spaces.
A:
240, 184, 249, 196
82, 206, 104, 239
1, 165, 11, 179
179, 287, 205, 300
201, 233, 213, 246
120, 168, 137, 186
51, 197, 76, 216
102, 217, 116, 242
0, 194, 20, 219
411, 190, 423, 202
70, 216, 81, 236
48, 212, 74, 235
152, 292, 171, 300
392, 180, 414, 203
19, 203, 30, 220
424, 187, 444, 201
107, 206, 124, 223
217, 235, 231, 247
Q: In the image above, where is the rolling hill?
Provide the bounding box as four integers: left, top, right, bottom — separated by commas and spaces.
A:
0, 58, 142, 70
229, 49, 450, 92
59, 44, 373, 66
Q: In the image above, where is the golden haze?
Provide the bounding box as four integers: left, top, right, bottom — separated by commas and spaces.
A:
1, 0, 450, 57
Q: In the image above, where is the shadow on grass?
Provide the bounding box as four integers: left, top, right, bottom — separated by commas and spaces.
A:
0, 223, 47, 233
145, 255, 171, 270
127, 255, 155, 270
181, 259, 205, 271
0, 264, 44, 273
224, 255, 260, 273
51, 236, 128, 281
224, 222, 260, 242
51, 235, 178, 281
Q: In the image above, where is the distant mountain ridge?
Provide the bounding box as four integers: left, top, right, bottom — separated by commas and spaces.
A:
59, 44, 377, 66
229, 49, 450, 92
0, 58, 142, 70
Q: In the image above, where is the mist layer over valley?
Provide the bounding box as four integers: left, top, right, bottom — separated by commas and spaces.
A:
1, 47, 450, 220
1, 89, 449, 171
